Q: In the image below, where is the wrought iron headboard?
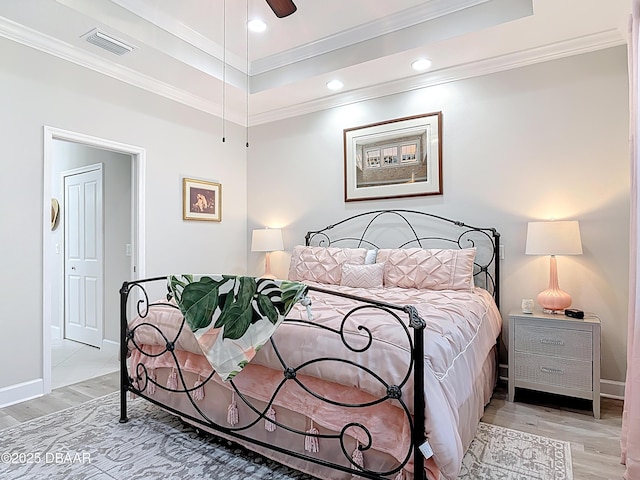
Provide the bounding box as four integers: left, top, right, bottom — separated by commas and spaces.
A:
304, 209, 501, 308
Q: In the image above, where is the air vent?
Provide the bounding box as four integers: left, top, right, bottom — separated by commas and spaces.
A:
83, 28, 134, 56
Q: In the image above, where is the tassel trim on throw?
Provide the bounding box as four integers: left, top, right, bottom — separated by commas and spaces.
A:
166, 368, 178, 390
146, 369, 156, 395
227, 392, 239, 426
304, 419, 319, 453
394, 470, 405, 480
300, 295, 313, 320
351, 440, 364, 476
265, 407, 277, 432
129, 376, 139, 400
193, 375, 205, 401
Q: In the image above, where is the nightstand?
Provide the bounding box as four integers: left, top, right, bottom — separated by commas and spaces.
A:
508, 309, 601, 419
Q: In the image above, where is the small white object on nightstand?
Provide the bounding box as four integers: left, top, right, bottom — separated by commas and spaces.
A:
521, 298, 534, 314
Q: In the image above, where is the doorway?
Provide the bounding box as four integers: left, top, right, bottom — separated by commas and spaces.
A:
43, 126, 146, 394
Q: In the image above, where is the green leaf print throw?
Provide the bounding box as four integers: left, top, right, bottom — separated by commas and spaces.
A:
168, 275, 308, 381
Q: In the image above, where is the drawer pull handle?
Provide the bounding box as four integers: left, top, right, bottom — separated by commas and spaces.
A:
540, 366, 564, 375
540, 338, 564, 346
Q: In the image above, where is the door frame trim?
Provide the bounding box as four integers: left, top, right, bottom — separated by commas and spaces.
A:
43, 126, 146, 394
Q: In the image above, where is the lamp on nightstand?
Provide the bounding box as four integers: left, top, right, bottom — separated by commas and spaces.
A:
251, 228, 284, 279
525, 220, 583, 313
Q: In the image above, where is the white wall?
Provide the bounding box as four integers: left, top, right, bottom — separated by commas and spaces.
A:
0, 36, 248, 393
247, 46, 630, 386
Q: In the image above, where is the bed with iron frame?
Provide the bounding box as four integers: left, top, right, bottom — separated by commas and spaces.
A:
119, 209, 501, 480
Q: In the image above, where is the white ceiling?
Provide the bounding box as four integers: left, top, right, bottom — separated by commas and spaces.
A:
0, 0, 631, 125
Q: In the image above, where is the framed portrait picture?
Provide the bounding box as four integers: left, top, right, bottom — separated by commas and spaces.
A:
183, 178, 222, 222
343, 112, 442, 202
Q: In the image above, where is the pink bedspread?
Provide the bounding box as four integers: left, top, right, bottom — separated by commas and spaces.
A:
128, 283, 502, 479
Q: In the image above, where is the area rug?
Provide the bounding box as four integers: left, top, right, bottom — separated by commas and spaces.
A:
0, 393, 572, 479
457, 422, 573, 480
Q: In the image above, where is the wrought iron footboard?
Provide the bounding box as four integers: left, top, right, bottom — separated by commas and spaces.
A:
120, 277, 427, 480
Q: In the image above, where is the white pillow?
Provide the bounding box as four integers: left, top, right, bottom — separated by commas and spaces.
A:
364, 249, 378, 264
340, 263, 385, 289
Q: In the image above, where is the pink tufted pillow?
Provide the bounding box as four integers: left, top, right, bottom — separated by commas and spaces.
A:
376, 247, 476, 291
288, 246, 368, 285
340, 263, 385, 289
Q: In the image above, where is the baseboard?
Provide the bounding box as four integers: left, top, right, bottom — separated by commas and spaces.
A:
51, 325, 61, 340
499, 363, 508, 381
102, 339, 119, 355
0, 379, 43, 408
600, 379, 625, 400
500, 364, 625, 400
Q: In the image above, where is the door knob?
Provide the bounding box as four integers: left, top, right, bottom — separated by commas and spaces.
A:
71, 266, 76, 270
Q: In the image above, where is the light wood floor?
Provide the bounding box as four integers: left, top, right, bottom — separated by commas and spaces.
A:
0, 371, 120, 430
0, 375, 626, 479
485, 386, 625, 480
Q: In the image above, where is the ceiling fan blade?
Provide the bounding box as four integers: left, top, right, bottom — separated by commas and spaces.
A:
265, 0, 297, 18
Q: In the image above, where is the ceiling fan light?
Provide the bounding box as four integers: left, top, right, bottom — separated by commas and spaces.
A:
248, 19, 267, 32
326, 80, 344, 91
411, 58, 432, 71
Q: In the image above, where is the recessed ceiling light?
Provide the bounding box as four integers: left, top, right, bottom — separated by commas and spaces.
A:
411, 58, 432, 71
248, 19, 267, 32
326, 80, 344, 91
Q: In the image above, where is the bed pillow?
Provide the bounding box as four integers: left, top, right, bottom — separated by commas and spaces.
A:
288, 245, 368, 285
364, 249, 378, 264
340, 263, 385, 289
376, 247, 476, 291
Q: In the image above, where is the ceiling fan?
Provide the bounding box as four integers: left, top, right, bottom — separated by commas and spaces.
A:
265, 0, 297, 18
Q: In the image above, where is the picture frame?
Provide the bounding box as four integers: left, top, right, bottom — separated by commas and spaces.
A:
343, 112, 442, 202
183, 178, 222, 222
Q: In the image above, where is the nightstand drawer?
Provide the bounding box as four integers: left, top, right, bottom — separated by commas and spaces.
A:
514, 324, 592, 360
514, 352, 593, 391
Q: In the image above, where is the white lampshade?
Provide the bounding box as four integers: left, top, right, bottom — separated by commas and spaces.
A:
251, 228, 283, 252
525, 221, 582, 256
525, 220, 582, 313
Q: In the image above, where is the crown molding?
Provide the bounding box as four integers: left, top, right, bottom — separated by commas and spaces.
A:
250, 28, 626, 125
0, 15, 245, 126
0, 14, 626, 128
109, 0, 247, 73
110, 0, 489, 76
251, 0, 489, 74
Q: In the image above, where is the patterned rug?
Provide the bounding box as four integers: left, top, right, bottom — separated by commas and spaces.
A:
0, 393, 572, 479
458, 423, 572, 480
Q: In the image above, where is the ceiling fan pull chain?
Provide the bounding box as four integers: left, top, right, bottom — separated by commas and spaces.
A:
222, 0, 227, 143
246, 0, 249, 148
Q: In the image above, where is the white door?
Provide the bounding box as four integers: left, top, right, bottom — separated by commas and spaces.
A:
64, 166, 104, 347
